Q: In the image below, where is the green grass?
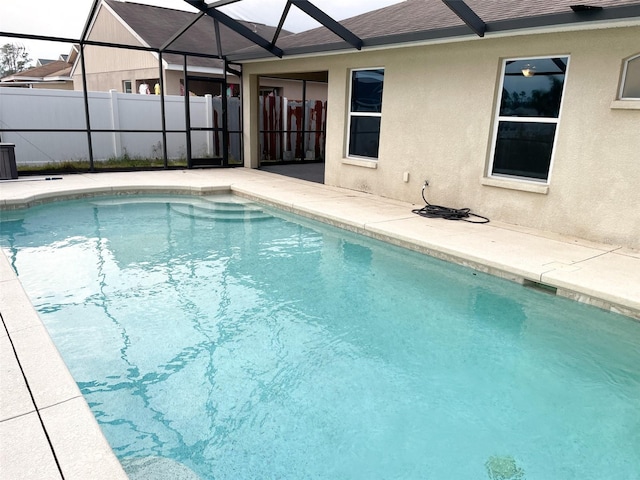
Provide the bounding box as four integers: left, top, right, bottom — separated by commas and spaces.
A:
17, 156, 188, 174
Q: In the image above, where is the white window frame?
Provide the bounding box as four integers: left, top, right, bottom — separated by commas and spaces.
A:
346, 67, 384, 160
619, 53, 640, 100
488, 55, 570, 185
123, 80, 132, 94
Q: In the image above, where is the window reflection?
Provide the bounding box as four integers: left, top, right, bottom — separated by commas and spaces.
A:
500, 58, 567, 118
490, 56, 568, 182
621, 54, 640, 99
351, 69, 384, 113
348, 68, 384, 159
349, 116, 381, 158
493, 122, 556, 180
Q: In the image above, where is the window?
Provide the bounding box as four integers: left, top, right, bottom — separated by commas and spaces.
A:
489, 57, 569, 182
347, 68, 384, 159
123, 80, 132, 94
620, 54, 640, 99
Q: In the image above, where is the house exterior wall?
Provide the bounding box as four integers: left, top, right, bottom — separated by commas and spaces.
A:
165, 70, 186, 96
242, 25, 640, 249
73, 5, 162, 93
72, 3, 317, 98
32, 82, 74, 91
74, 65, 161, 93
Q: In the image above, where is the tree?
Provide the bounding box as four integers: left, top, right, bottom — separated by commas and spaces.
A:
0, 43, 32, 78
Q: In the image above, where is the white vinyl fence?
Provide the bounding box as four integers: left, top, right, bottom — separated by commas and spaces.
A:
0, 87, 241, 165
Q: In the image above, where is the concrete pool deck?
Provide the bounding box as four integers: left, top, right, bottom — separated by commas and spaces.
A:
1, 168, 639, 478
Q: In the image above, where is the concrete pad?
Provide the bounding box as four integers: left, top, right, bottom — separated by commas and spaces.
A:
0, 170, 252, 209
0, 333, 36, 421
235, 186, 417, 232
365, 215, 611, 281
40, 398, 127, 480
0, 250, 15, 281
295, 194, 416, 226
0, 413, 61, 480
543, 250, 640, 315
9, 325, 82, 410
615, 247, 640, 260
232, 179, 348, 210
487, 219, 622, 251
0, 278, 46, 333
446, 222, 610, 267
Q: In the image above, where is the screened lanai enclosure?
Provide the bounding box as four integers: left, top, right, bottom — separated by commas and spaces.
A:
4, 0, 617, 176
0, 0, 378, 173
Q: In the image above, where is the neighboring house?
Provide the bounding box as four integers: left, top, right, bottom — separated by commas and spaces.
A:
0, 49, 77, 90
233, 0, 640, 250
74, 0, 326, 100
35, 56, 70, 66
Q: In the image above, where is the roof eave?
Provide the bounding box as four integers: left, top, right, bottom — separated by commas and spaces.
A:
225, 24, 491, 62
1, 75, 43, 82
164, 63, 226, 75
486, 4, 640, 33
228, 5, 640, 63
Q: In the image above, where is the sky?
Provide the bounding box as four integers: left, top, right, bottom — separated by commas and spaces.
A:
0, 0, 403, 64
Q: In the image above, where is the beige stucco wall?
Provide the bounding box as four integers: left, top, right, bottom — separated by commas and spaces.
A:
242, 25, 640, 249
73, 4, 163, 93
33, 82, 74, 91
73, 65, 161, 93
74, 3, 322, 99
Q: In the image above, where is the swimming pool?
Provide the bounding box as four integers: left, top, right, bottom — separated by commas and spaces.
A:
1, 194, 639, 479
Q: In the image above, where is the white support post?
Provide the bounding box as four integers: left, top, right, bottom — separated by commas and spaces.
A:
205, 94, 213, 157
283, 97, 291, 160
109, 89, 122, 159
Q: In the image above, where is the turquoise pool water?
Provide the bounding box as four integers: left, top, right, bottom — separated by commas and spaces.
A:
1, 194, 639, 480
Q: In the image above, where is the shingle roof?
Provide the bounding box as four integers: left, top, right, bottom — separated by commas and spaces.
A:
101, 0, 289, 68
1, 60, 72, 81
228, 0, 640, 60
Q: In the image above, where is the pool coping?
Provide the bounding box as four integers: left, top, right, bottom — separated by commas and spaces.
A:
1, 168, 639, 479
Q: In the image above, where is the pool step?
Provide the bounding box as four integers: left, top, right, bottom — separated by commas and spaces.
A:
90, 196, 273, 222
187, 201, 264, 213
170, 203, 273, 222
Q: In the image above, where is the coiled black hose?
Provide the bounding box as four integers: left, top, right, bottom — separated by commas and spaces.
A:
411, 184, 489, 224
